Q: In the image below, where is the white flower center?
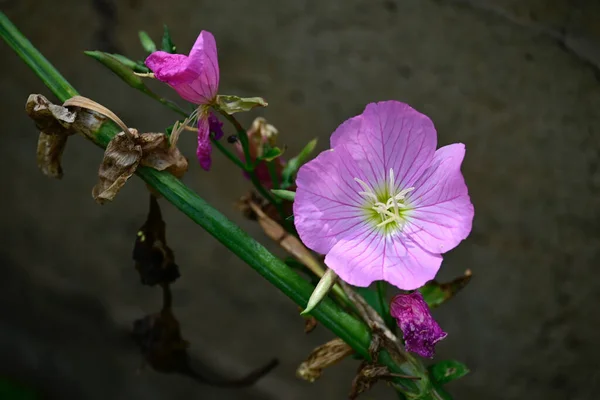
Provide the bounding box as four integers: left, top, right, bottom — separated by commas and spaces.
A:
355, 169, 414, 232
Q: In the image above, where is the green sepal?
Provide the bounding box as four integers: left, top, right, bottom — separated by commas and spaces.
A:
138, 30, 157, 53
281, 138, 317, 187
216, 95, 268, 114
428, 359, 470, 385
271, 189, 295, 202
419, 270, 472, 308
161, 24, 176, 53
258, 146, 283, 162
84, 51, 148, 90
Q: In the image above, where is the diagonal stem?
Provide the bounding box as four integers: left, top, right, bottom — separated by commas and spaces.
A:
0, 11, 442, 399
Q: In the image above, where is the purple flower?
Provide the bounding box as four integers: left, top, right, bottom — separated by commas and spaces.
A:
390, 292, 447, 358
145, 31, 220, 170
293, 101, 474, 290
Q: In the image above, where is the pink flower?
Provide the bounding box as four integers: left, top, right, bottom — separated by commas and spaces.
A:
145, 31, 220, 170
293, 101, 474, 290
390, 292, 447, 358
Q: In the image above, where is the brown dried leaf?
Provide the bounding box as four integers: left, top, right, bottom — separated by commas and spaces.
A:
244, 198, 326, 277
138, 132, 188, 178
349, 362, 391, 400
26, 94, 77, 179
296, 338, 354, 383
92, 129, 142, 204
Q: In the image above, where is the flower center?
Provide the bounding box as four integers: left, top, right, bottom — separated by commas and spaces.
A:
355, 169, 414, 234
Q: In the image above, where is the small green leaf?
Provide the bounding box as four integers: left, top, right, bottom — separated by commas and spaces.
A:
271, 189, 295, 202
161, 24, 176, 53
85, 51, 148, 91
428, 360, 470, 385
138, 30, 157, 53
419, 270, 472, 308
258, 146, 283, 162
216, 95, 268, 114
301, 269, 337, 315
281, 138, 317, 187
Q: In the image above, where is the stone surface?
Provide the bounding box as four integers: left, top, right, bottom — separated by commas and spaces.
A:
1, 0, 599, 399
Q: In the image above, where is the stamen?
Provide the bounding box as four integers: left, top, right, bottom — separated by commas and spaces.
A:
355, 168, 414, 233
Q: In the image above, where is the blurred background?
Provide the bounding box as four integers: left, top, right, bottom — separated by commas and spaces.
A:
1, 0, 600, 399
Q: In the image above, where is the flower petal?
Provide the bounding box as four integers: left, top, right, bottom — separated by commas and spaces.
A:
330, 101, 437, 188
145, 31, 219, 104
405, 143, 474, 254
208, 112, 224, 140
390, 291, 447, 358
196, 113, 211, 171
293, 146, 367, 255
324, 232, 442, 290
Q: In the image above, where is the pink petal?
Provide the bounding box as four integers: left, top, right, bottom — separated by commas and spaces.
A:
404, 143, 474, 254
324, 231, 442, 290
145, 31, 219, 104
293, 146, 367, 255
330, 101, 437, 188
196, 113, 211, 171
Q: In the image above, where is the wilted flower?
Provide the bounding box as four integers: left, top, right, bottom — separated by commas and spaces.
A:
145, 31, 220, 170
236, 117, 284, 188
390, 291, 447, 358
293, 101, 474, 290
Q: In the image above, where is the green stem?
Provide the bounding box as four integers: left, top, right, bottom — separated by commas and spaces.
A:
376, 281, 387, 319
210, 135, 247, 170
267, 160, 280, 189
1, 11, 441, 399
215, 109, 289, 224
144, 89, 188, 117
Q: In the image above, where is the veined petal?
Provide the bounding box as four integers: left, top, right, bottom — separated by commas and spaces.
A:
196, 112, 211, 171
405, 143, 474, 254
324, 232, 442, 290
330, 101, 437, 188
294, 146, 367, 255
145, 31, 219, 104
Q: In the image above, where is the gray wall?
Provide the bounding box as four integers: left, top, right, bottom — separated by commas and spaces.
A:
1, 0, 599, 399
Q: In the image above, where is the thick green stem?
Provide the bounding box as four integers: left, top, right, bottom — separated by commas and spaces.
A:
1, 11, 442, 399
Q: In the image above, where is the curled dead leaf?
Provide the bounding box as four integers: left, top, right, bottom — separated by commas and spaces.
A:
26, 94, 77, 179
93, 129, 143, 203
296, 338, 353, 383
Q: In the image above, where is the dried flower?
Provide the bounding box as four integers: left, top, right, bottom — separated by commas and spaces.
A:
293, 101, 474, 290
145, 30, 220, 170
25, 94, 77, 179
390, 291, 447, 358
296, 338, 353, 382
236, 117, 284, 188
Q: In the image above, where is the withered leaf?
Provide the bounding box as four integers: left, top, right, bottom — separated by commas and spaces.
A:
138, 132, 188, 178
348, 328, 420, 399
93, 129, 188, 203
92, 129, 142, 204
26, 94, 77, 179
296, 338, 353, 383
133, 195, 180, 286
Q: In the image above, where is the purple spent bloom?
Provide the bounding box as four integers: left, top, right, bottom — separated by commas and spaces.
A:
293, 101, 474, 290
390, 292, 447, 358
195, 111, 224, 171
145, 31, 220, 171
